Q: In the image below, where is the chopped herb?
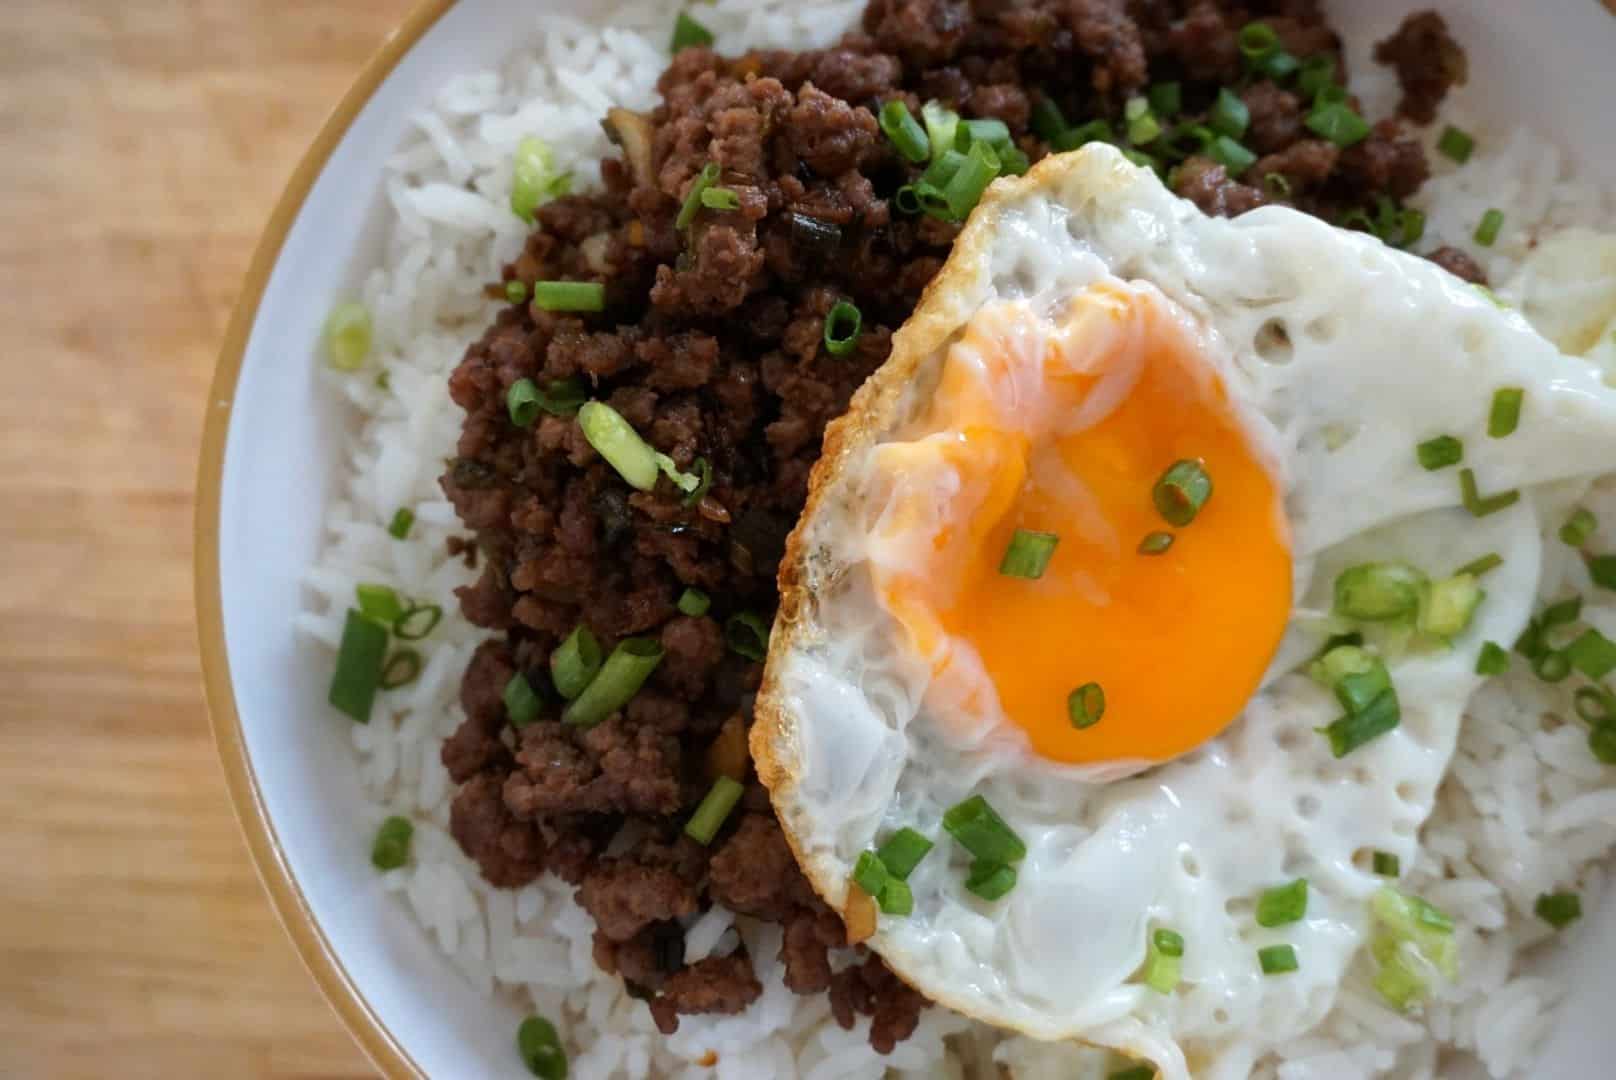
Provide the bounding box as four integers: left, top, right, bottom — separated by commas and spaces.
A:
371, 816, 414, 870
1487, 387, 1524, 437
1415, 434, 1463, 470
1535, 892, 1582, 930
1475, 641, 1509, 676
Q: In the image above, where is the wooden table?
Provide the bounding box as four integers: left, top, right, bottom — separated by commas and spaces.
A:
0, 2, 415, 1075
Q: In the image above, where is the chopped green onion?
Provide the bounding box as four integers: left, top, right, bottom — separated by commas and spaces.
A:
1051, 118, 1114, 153
853, 850, 889, 897
506, 280, 530, 305
1474, 208, 1505, 248
324, 302, 373, 371
1148, 82, 1182, 118
371, 815, 414, 870
1419, 574, 1484, 639
684, 775, 744, 845
532, 281, 605, 312
393, 603, 442, 641
725, 611, 771, 662
1415, 434, 1463, 470
1590, 555, 1616, 591
998, 145, 1031, 176
880, 99, 931, 164
1475, 641, 1509, 676
1333, 562, 1427, 621
1320, 689, 1400, 758
877, 828, 934, 880
1459, 468, 1520, 518
1560, 508, 1597, 548
1314, 84, 1350, 109
676, 588, 711, 617
677, 161, 720, 229
1263, 172, 1292, 197
654, 452, 702, 495
1257, 879, 1310, 927
1208, 135, 1257, 174
919, 148, 967, 190
1575, 685, 1615, 724
670, 10, 714, 52
1372, 887, 1457, 1002
528, 377, 586, 418
507, 379, 542, 427
681, 456, 713, 507
1306, 103, 1371, 148
1153, 459, 1213, 527
1238, 21, 1280, 62
893, 185, 923, 215
999, 528, 1060, 579
1030, 98, 1067, 142
1144, 928, 1183, 993
1566, 629, 1616, 680
941, 139, 1001, 221
1589, 722, 1616, 764
1332, 655, 1392, 717
824, 300, 863, 356
503, 672, 544, 728
578, 401, 659, 490
1125, 96, 1161, 145
380, 649, 422, 691
562, 638, 664, 728
960, 118, 1012, 150
1259, 49, 1299, 80
1121, 148, 1160, 172
329, 610, 388, 722
1258, 944, 1299, 975
1138, 531, 1175, 555
1437, 126, 1475, 164
1309, 643, 1376, 690
387, 507, 414, 540
1515, 618, 1547, 660
1454, 552, 1502, 578
375, 370, 390, 391
1210, 88, 1250, 140
356, 583, 405, 624
516, 1015, 567, 1080
510, 137, 570, 224
922, 101, 961, 160
879, 878, 914, 916
551, 625, 603, 701
1542, 594, 1584, 629
700, 186, 741, 211
1487, 387, 1524, 437
1373, 851, 1401, 877
964, 860, 1017, 901
1298, 55, 1337, 99
1532, 650, 1571, 683
1110, 1068, 1156, 1080
1535, 892, 1582, 930
943, 794, 1026, 864
1068, 682, 1106, 729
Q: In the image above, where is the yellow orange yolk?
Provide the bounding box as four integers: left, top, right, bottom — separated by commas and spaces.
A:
868, 283, 1292, 766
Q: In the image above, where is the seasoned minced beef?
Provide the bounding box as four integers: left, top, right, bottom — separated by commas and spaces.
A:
441, 0, 1468, 1047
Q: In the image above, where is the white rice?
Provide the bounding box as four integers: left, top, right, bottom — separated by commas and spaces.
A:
297, 4, 1616, 1077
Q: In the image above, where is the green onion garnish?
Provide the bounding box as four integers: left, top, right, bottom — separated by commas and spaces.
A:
1256, 878, 1310, 927
562, 638, 664, 728
823, 300, 863, 356
676, 588, 711, 617
1051, 118, 1114, 153
1110, 1068, 1156, 1080
1125, 96, 1161, 145
876, 828, 934, 880
380, 649, 423, 691
1454, 552, 1502, 578
941, 139, 1001, 221
1148, 82, 1182, 118
960, 118, 1012, 150
1068, 682, 1106, 729
1210, 88, 1250, 140
1575, 686, 1615, 724
700, 186, 741, 211
371, 815, 414, 870
1533, 650, 1571, 683
1590, 555, 1616, 591
1263, 172, 1292, 197
1487, 387, 1524, 437
324, 301, 373, 371
684, 775, 743, 845
1418, 574, 1484, 640
1030, 98, 1067, 142
510, 137, 570, 225
879, 878, 914, 916
507, 378, 542, 427
356, 583, 405, 623
853, 850, 889, 897
1370, 886, 1457, 1010
1138, 531, 1175, 555
943, 794, 1027, 864
503, 672, 543, 728
1321, 688, 1400, 758
922, 101, 961, 159
724, 612, 770, 662
1566, 629, 1616, 680
1535, 891, 1582, 930
1542, 594, 1584, 629
516, 1015, 567, 1080
531, 281, 605, 312
1237, 21, 1279, 62
329, 610, 388, 722
1306, 103, 1371, 148
681, 456, 713, 507
1560, 508, 1597, 548
506, 280, 529, 305
670, 10, 714, 52
1143, 928, 1183, 993
1333, 562, 1426, 621
1258, 944, 1299, 975
1298, 55, 1337, 99
531, 377, 586, 418
1589, 722, 1616, 764
1474, 208, 1505, 248
550, 625, 602, 701
1415, 435, 1463, 470
1476, 641, 1509, 676
1437, 126, 1475, 164
578, 401, 660, 490
1153, 459, 1212, 527
880, 99, 931, 163
393, 603, 442, 641
1208, 135, 1256, 174
1459, 468, 1519, 517
999, 528, 1060, 579
387, 507, 414, 540
1259, 49, 1299, 80
964, 860, 1017, 901
1372, 851, 1401, 877
998, 145, 1031, 177
677, 161, 721, 229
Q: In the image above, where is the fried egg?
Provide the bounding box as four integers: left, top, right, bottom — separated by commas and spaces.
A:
752, 145, 1616, 1076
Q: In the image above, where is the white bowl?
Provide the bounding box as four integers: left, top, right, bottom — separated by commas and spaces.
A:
197, 1, 1616, 1075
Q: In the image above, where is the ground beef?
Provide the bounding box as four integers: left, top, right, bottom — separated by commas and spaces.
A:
440, 0, 1466, 1048
1373, 10, 1467, 124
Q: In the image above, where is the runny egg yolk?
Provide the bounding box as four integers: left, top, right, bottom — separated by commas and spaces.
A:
867, 282, 1292, 766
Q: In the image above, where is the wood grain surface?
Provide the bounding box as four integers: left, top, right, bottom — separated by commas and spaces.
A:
0, 2, 413, 1076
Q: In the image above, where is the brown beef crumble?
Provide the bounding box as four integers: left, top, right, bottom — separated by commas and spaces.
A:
438, 0, 1466, 1048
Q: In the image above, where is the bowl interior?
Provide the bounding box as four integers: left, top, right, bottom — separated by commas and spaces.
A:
209, 1, 1616, 1075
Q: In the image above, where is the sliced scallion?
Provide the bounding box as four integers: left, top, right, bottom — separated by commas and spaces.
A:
1532, 649, 1571, 683
1125, 96, 1161, 146
1153, 459, 1213, 527
551, 625, 603, 700
1590, 722, 1616, 764
922, 101, 961, 159
1333, 562, 1426, 621
1320, 688, 1400, 758
1370, 886, 1456, 1010
1418, 574, 1484, 639
1149, 82, 1182, 117
579, 401, 659, 491
1437, 125, 1475, 164
876, 828, 934, 880
532, 377, 586, 418
380, 649, 422, 691
999, 529, 1059, 579
681, 457, 713, 507
1237, 21, 1279, 62
356, 583, 405, 624
1475, 641, 1509, 676
532, 281, 605, 312
387, 507, 414, 540
393, 603, 442, 642
516, 1015, 567, 1080
1560, 507, 1597, 548
677, 162, 720, 229
1535, 892, 1582, 930
1459, 468, 1519, 518
1576, 685, 1616, 724
1138, 531, 1175, 555
1208, 135, 1256, 174
1029, 98, 1067, 142
324, 302, 373, 371
941, 139, 1001, 221
964, 860, 1017, 901
1590, 555, 1616, 591
1474, 208, 1505, 248
1256, 879, 1309, 927
700, 186, 741, 211
723, 614, 769, 663
670, 11, 714, 52
1051, 118, 1114, 153
507, 379, 542, 427
1566, 629, 1616, 680
1415, 434, 1463, 470
1298, 54, 1337, 98
823, 300, 862, 356
371, 815, 414, 870
943, 794, 1026, 865
1258, 944, 1299, 975
510, 137, 570, 224
1372, 851, 1401, 877
1210, 88, 1250, 140
1306, 103, 1370, 148
880, 99, 930, 163
329, 609, 388, 723
1454, 552, 1502, 578
1487, 387, 1524, 437
506, 280, 529, 305
1068, 682, 1106, 729
685, 775, 743, 845
1143, 928, 1183, 993
852, 850, 889, 897
562, 638, 664, 728
676, 588, 711, 617
879, 878, 914, 916
1110, 1068, 1156, 1080
503, 672, 543, 728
